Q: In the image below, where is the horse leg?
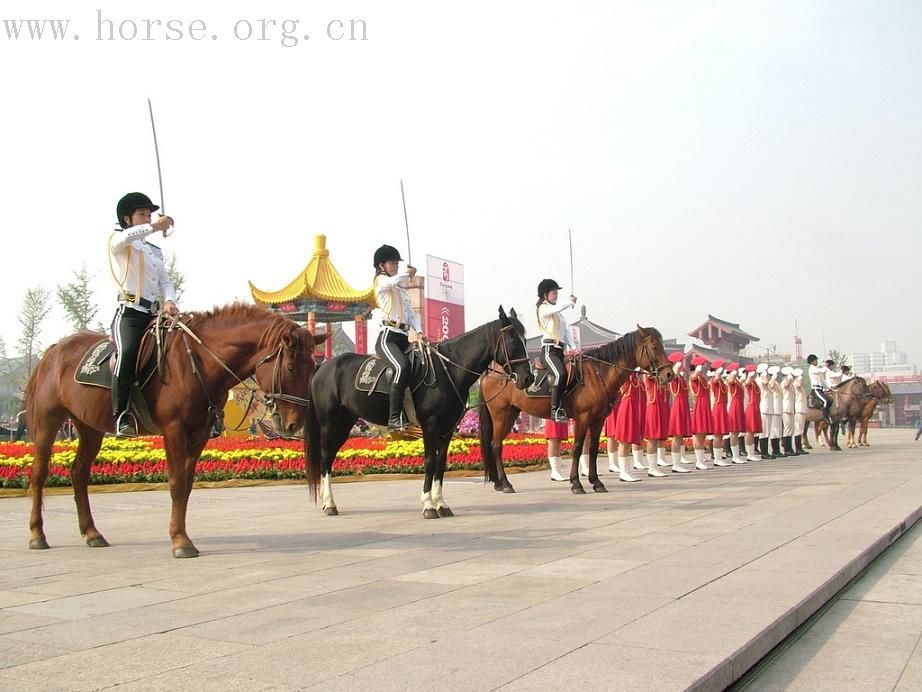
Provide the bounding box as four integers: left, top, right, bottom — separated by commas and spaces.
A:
433, 430, 454, 517
69, 422, 108, 547
587, 422, 607, 493
492, 409, 517, 494
319, 415, 354, 516
162, 427, 209, 558
829, 423, 841, 451
420, 426, 441, 518
28, 410, 66, 550
569, 427, 587, 495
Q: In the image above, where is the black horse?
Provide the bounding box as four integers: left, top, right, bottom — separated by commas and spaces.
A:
306, 306, 532, 518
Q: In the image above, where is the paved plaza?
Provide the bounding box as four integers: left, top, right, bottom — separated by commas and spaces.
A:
1, 429, 920, 691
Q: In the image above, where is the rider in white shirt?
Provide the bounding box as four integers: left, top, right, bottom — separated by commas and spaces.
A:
536, 279, 577, 422
807, 354, 833, 423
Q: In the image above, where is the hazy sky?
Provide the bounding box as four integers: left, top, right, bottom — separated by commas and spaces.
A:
2, 0, 920, 365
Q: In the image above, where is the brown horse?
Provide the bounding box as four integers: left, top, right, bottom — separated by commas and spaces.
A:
803, 377, 869, 451
25, 303, 327, 558
854, 380, 892, 447
479, 326, 672, 495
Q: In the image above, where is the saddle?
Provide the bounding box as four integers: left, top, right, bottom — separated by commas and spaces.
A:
808, 389, 836, 410
73, 319, 174, 435
352, 346, 433, 427
524, 357, 582, 399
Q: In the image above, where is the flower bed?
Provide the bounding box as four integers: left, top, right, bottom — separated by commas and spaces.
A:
0, 434, 572, 489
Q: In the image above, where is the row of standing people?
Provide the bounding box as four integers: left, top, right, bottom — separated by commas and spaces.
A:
547, 355, 814, 482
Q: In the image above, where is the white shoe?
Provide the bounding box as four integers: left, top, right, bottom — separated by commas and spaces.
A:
578, 457, 589, 477
732, 457, 747, 464
672, 464, 691, 474
695, 461, 711, 470
714, 459, 732, 467
647, 466, 669, 478
656, 458, 671, 467
633, 461, 647, 470
747, 455, 761, 462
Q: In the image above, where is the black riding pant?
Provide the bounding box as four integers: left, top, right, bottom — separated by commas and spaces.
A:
812, 386, 829, 408
111, 305, 149, 418
541, 343, 566, 411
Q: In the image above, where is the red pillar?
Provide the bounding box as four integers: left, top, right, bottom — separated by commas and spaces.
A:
325, 322, 333, 360
355, 314, 368, 354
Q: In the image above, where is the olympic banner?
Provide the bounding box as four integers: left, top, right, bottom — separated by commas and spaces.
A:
425, 255, 465, 342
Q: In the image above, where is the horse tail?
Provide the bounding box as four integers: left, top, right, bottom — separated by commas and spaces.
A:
479, 394, 498, 485
304, 396, 322, 504
23, 345, 47, 437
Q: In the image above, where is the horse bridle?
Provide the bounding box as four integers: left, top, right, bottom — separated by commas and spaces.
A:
581, 334, 670, 382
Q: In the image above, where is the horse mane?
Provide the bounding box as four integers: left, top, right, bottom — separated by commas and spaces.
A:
184, 302, 302, 349
584, 327, 662, 365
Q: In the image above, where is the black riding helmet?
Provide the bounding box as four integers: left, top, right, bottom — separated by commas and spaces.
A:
117, 192, 159, 229
373, 244, 402, 269
537, 278, 562, 300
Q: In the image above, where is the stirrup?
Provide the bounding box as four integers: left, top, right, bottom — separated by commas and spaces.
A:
115, 411, 138, 438
552, 408, 568, 422
387, 414, 408, 431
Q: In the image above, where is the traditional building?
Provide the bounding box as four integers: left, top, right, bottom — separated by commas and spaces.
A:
685, 315, 759, 366
248, 235, 375, 358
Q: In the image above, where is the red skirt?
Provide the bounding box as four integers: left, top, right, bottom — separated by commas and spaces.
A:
613, 395, 643, 445
745, 402, 763, 434
644, 399, 669, 440
728, 395, 746, 432
544, 419, 569, 439
691, 394, 711, 435
668, 393, 692, 437
711, 399, 730, 436
604, 401, 619, 437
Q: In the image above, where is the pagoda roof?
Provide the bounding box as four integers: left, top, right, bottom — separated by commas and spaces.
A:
249, 234, 374, 305
688, 314, 759, 342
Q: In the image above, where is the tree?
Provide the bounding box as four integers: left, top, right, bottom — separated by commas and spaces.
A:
165, 252, 186, 304
17, 286, 52, 377
827, 350, 848, 368
57, 263, 99, 332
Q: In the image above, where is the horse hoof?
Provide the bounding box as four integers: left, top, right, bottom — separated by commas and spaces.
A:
172, 546, 200, 559
437, 507, 455, 518
423, 508, 440, 519
493, 484, 505, 492
502, 485, 516, 494
323, 506, 339, 516
593, 484, 608, 493
86, 536, 110, 548
29, 537, 50, 550
571, 485, 586, 495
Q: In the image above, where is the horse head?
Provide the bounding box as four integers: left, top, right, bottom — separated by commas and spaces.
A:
253, 325, 329, 438
634, 325, 673, 385
871, 380, 893, 403
497, 306, 532, 389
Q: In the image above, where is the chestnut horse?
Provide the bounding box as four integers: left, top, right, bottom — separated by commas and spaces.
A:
854, 380, 892, 447
803, 377, 869, 452
25, 303, 327, 558
306, 307, 532, 518
479, 326, 672, 495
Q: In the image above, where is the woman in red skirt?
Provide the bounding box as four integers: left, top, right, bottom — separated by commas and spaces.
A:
643, 373, 669, 478
545, 417, 570, 481
612, 369, 645, 481
667, 352, 692, 473
725, 363, 748, 464
709, 360, 732, 466
689, 355, 712, 470
742, 364, 763, 461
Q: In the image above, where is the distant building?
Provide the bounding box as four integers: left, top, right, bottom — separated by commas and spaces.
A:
846, 341, 917, 378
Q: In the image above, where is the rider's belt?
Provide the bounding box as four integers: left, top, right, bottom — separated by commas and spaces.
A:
120, 294, 160, 313
541, 339, 562, 346
382, 320, 409, 331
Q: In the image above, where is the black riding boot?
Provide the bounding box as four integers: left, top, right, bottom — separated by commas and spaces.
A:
388, 386, 407, 431
761, 437, 775, 459
772, 438, 784, 458
550, 385, 566, 422
782, 436, 794, 457
794, 434, 808, 455
823, 403, 832, 425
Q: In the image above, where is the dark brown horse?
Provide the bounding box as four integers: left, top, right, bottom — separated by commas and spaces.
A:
479, 326, 672, 495
854, 380, 892, 447
25, 303, 327, 558
804, 377, 869, 451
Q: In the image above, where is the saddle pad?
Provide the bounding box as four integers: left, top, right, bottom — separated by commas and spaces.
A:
353, 356, 392, 395
74, 340, 115, 388
523, 362, 580, 399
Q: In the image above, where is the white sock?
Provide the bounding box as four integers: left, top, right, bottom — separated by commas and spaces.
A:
694, 448, 705, 463
607, 452, 618, 471
730, 444, 740, 459
632, 448, 645, 469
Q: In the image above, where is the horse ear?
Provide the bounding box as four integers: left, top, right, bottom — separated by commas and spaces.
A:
498, 305, 508, 322
312, 331, 331, 346
636, 324, 647, 336
509, 307, 517, 320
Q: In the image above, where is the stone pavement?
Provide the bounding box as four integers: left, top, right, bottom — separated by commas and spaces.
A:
0, 429, 919, 691
738, 488, 922, 691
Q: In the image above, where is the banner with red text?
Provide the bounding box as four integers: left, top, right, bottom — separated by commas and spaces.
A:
425, 255, 465, 341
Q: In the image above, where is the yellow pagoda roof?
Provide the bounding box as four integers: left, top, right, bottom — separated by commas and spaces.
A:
249, 235, 375, 305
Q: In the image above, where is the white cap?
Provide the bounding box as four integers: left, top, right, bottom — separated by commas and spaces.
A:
756, 363, 768, 373
767, 365, 781, 375
781, 365, 794, 376
793, 367, 803, 376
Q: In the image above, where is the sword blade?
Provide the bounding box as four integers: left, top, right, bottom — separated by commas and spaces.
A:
400, 179, 411, 266
568, 227, 574, 293
147, 98, 165, 214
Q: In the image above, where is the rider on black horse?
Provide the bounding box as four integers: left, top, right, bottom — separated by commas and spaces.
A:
373, 245, 427, 431
536, 279, 577, 423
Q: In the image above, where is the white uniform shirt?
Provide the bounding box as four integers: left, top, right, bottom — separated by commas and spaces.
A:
793, 378, 806, 413
781, 376, 794, 414
537, 299, 576, 349
809, 364, 831, 388
768, 377, 782, 415
109, 224, 176, 311
826, 370, 843, 388
757, 374, 771, 414
373, 272, 421, 334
